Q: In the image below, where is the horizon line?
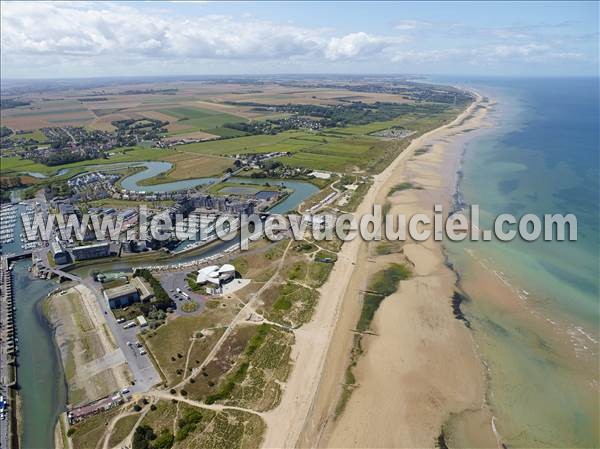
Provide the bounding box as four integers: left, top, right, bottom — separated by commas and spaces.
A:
2, 73, 598, 83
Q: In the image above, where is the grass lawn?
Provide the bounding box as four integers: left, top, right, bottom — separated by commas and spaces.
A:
176, 131, 309, 156
107, 413, 139, 447
210, 126, 248, 138
1, 146, 175, 176
9, 129, 48, 142
70, 406, 124, 449
0, 156, 52, 175
141, 308, 237, 386
176, 122, 430, 174
2, 146, 229, 181
208, 181, 280, 195
177, 130, 380, 172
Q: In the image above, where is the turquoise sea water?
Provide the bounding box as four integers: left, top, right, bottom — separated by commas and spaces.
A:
461, 78, 598, 324
439, 77, 599, 447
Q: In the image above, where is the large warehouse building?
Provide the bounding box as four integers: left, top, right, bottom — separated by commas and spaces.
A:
103, 277, 153, 309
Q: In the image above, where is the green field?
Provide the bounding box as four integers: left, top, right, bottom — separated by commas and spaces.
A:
173, 107, 458, 174
209, 126, 248, 138
177, 131, 306, 155
1, 147, 176, 176
9, 130, 48, 142
174, 130, 380, 172
1, 156, 52, 175
1, 106, 461, 181
208, 181, 280, 195
160, 106, 248, 135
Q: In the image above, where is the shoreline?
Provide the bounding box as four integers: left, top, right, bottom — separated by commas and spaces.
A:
318, 93, 497, 448
260, 92, 489, 448
442, 85, 598, 448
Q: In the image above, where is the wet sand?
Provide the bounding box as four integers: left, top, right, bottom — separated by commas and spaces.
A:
261, 94, 496, 448
448, 250, 599, 448
317, 97, 498, 449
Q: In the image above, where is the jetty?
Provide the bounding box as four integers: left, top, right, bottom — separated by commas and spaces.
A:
1, 256, 17, 449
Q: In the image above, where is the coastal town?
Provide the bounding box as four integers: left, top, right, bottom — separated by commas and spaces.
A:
2, 2, 598, 449
0, 71, 485, 449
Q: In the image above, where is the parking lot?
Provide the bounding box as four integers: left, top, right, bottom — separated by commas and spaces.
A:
79, 277, 161, 393
158, 271, 206, 316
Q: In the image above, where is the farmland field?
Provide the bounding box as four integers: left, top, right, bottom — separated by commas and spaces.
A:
1, 108, 449, 178
159, 106, 248, 135
2, 79, 465, 182
0, 80, 429, 135
138, 152, 233, 185
177, 131, 309, 155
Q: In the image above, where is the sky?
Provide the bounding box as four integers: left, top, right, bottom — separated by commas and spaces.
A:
1, 1, 598, 79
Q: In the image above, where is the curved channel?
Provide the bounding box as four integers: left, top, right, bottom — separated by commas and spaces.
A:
88, 161, 319, 213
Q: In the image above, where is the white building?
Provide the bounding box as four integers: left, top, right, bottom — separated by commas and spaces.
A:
196, 264, 236, 286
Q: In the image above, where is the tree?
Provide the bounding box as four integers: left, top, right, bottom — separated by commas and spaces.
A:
153, 432, 174, 449
132, 425, 155, 449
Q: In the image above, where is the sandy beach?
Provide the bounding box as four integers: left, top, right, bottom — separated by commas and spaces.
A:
261, 93, 496, 448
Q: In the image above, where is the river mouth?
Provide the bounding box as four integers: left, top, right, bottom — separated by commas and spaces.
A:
12, 260, 66, 449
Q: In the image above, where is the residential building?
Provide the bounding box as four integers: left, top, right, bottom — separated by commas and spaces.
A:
71, 242, 110, 261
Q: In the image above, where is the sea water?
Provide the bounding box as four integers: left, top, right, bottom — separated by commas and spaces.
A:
442, 77, 599, 447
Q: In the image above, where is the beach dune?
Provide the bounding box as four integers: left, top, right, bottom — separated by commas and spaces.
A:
262, 94, 497, 448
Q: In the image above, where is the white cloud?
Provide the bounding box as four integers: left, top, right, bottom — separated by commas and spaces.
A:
324, 32, 401, 60
1, 2, 400, 66
0, 2, 594, 77
394, 20, 433, 31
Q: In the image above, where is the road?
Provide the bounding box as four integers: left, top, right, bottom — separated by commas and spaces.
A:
42, 261, 161, 394
157, 271, 204, 316
78, 275, 161, 393
30, 189, 161, 396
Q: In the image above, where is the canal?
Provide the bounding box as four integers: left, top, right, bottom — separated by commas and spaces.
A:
12, 260, 65, 449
